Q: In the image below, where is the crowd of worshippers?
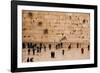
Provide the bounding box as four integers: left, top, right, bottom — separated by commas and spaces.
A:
23, 42, 64, 55
23, 42, 65, 62
23, 42, 90, 62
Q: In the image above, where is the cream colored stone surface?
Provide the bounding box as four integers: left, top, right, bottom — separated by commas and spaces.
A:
22, 10, 90, 62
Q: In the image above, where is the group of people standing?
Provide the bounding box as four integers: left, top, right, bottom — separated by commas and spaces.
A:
22, 42, 90, 62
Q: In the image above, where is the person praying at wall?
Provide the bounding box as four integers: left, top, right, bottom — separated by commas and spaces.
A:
68, 44, 71, 50
88, 45, 90, 51
27, 57, 30, 62
30, 58, 34, 62
28, 48, 30, 55
32, 48, 35, 55
39, 43, 42, 53
49, 44, 51, 50
51, 51, 55, 58
62, 50, 65, 55
36, 47, 40, 53
43, 45, 46, 52
81, 48, 84, 54
22, 42, 26, 49
61, 42, 63, 48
